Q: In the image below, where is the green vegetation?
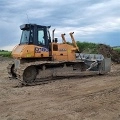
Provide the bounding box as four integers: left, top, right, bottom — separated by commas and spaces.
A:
76, 41, 98, 54
113, 47, 120, 52
0, 50, 11, 57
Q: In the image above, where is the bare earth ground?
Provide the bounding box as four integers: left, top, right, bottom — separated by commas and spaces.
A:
0, 57, 120, 120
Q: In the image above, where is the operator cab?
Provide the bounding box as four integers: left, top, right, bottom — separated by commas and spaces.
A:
20, 24, 51, 49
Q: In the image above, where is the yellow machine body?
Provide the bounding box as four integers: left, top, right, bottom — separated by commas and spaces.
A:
12, 43, 76, 61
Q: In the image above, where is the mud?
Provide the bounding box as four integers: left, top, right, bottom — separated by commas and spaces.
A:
0, 57, 120, 120
98, 44, 120, 63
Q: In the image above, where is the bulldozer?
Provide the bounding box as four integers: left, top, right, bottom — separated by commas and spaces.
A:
7, 24, 111, 86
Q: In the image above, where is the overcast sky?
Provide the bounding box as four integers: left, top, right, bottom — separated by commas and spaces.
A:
0, 0, 120, 50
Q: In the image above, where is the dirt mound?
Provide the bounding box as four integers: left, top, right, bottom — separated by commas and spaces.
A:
97, 44, 120, 63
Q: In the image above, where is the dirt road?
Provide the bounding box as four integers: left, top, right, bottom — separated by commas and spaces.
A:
0, 58, 120, 120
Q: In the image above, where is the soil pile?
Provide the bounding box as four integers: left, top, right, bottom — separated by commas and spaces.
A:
97, 44, 120, 63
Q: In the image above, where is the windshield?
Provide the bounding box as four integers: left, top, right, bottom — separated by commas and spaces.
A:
20, 30, 30, 44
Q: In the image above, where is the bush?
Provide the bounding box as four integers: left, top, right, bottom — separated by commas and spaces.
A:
76, 41, 98, 54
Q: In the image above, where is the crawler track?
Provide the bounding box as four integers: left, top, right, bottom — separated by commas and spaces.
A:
13, 61, 100, 86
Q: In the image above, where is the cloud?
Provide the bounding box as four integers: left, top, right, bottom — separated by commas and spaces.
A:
0, 45, 16, 51
0, 0, 120, 50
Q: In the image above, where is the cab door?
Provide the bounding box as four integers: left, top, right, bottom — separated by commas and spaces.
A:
34, 27, 49, 58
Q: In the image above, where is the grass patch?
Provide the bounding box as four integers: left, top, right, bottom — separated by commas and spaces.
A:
113, 47, 120, 52
0, 51, 11, 57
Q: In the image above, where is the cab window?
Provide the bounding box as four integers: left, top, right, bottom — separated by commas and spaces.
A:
20, 30, 30, 44
38, 30, 45, 46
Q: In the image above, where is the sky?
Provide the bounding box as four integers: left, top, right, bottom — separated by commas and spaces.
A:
0, 0, 120, 50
